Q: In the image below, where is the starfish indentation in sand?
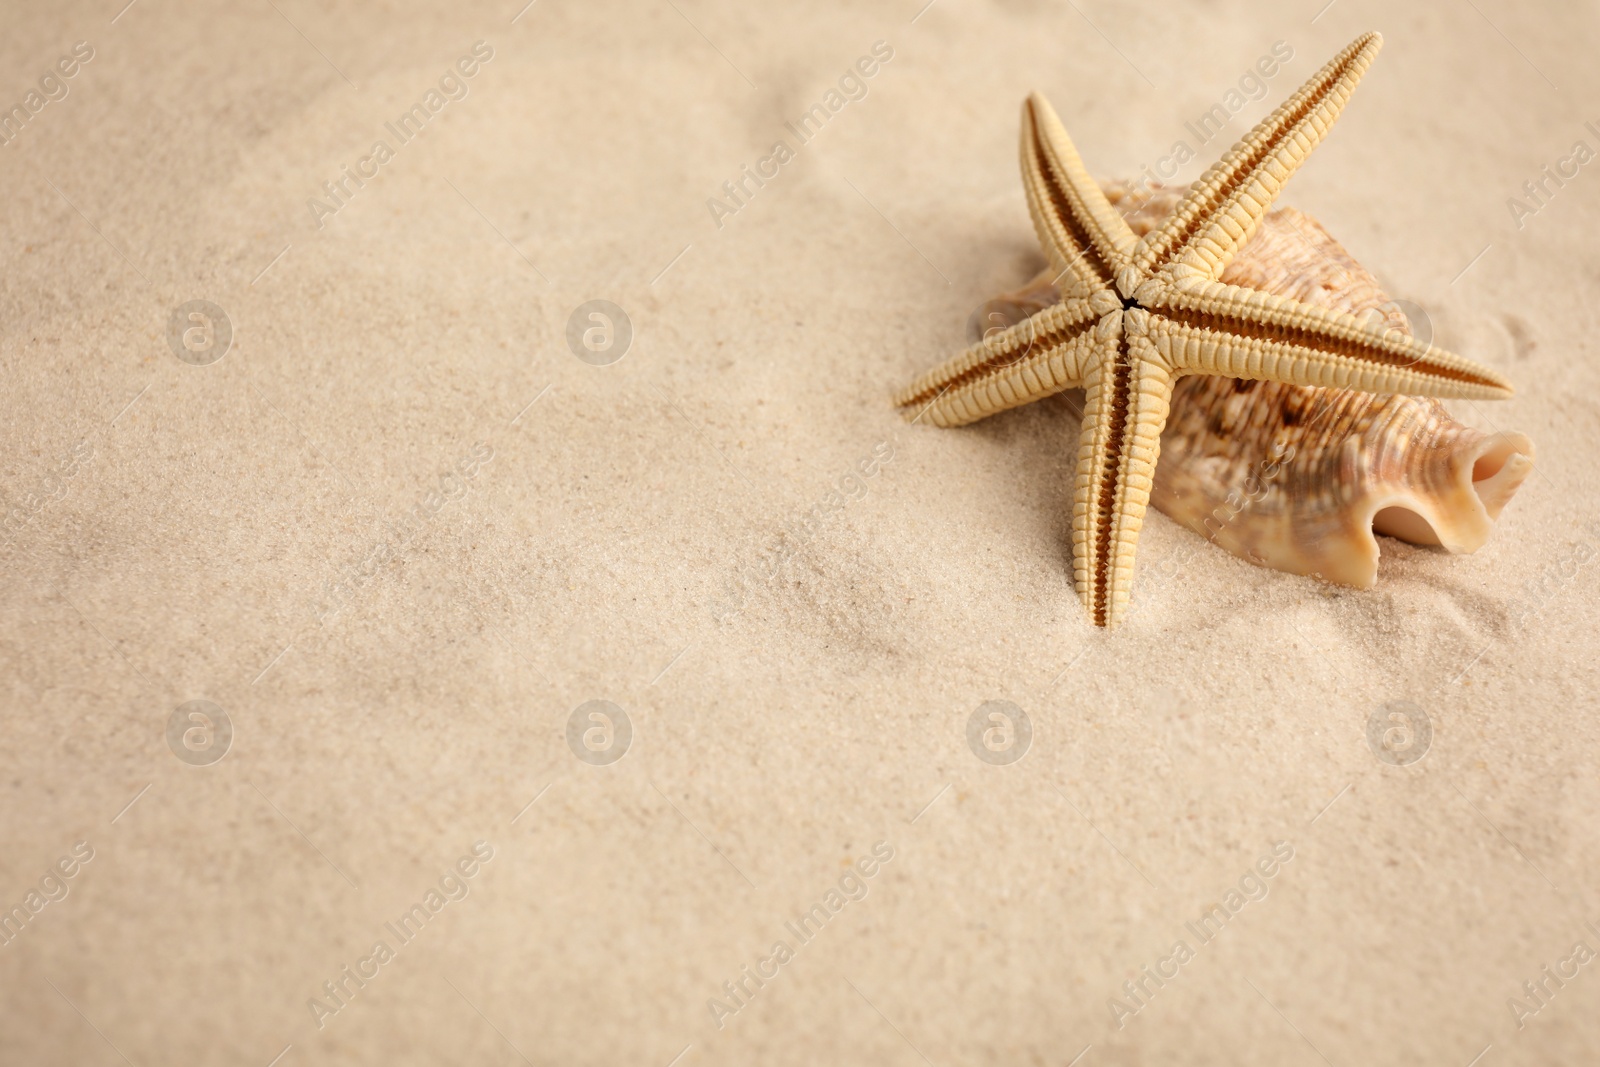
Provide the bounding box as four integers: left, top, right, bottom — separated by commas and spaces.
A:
894, 32, 1513, 628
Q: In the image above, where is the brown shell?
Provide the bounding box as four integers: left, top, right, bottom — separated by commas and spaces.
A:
974, 180, 1535, 587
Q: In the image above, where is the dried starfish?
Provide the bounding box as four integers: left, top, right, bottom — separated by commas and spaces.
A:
895, 32, 1514, 628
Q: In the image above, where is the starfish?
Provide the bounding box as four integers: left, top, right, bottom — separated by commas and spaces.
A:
894, 32, 1514, 628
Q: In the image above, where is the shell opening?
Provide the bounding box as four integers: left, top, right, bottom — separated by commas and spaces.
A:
1372, 505, 1443, 547
1469, 433, 1536, 519
1371, 431, 1535, 552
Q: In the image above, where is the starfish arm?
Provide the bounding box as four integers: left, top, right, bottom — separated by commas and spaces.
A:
1022, 93, 1140, 297
895, 297, 1108, 427
1144, 278, 1514, 399
1132, 32, 1383, 283
1072, 327, 1173, 628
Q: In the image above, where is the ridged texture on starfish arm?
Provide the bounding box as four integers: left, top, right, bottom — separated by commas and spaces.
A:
895, 31, 1518, 629
1146, 279, 1515, 399
1021, 94, 1138, 295
893, 296, 1103, 427
1134, 32, 1382, 283
1073, 328, 1172, 627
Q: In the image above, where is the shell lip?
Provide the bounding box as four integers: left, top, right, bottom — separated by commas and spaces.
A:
1368, 430, 1535, 558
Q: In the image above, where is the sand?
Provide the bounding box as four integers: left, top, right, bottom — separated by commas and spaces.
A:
2, 0, 1598, 1064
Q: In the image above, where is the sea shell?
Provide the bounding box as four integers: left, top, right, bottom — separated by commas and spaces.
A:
972, 180, 1535, 588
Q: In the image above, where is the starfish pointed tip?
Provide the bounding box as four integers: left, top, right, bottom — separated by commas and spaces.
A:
1348, 31, 1383, 66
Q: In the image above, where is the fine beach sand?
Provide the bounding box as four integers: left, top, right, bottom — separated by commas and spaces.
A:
3, 1, 1599, 1064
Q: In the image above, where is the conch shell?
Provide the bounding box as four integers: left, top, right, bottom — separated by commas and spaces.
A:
974, 181, 1535, 587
